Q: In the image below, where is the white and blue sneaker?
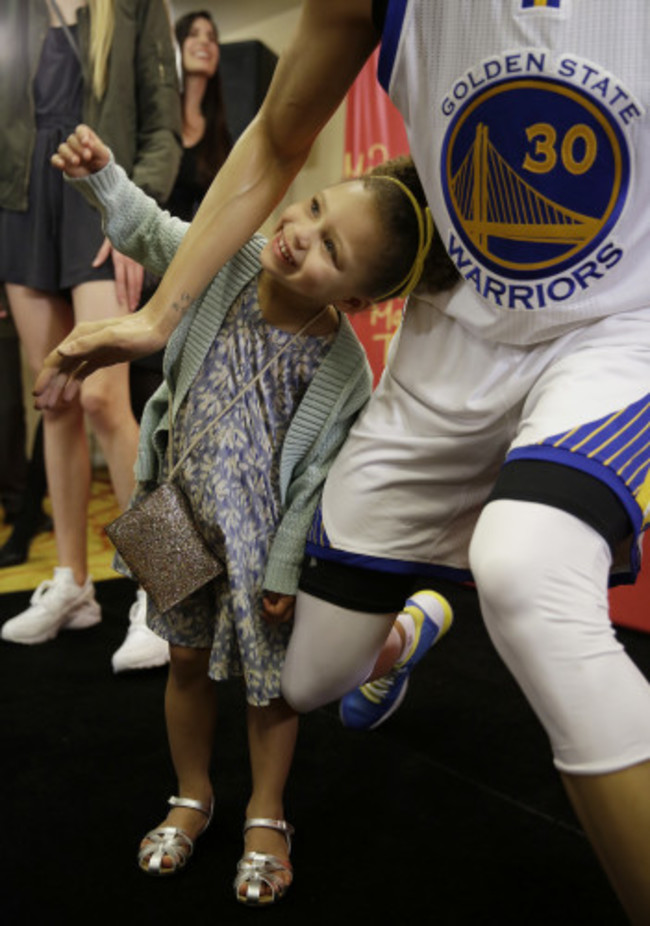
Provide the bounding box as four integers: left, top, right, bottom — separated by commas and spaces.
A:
339, 590, 453, 731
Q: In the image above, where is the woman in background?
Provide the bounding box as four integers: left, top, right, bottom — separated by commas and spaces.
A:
168, 9, 232, 222
0, 0, 181, 647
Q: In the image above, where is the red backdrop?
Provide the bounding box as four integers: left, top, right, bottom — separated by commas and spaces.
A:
610, 538, 650, 632
344, 53, 649, 631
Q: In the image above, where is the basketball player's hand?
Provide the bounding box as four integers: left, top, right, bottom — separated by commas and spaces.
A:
262, 592, 296, 624
33, 310, 165, 409
51, 124, 111, 178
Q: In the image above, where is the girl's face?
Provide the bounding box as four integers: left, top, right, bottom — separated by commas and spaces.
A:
182, 17, 219, 78
260, 181, 386, 309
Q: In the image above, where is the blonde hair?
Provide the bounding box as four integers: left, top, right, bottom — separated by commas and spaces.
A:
88, 0, 115, 99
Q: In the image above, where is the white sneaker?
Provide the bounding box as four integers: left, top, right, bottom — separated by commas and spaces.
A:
111, 588, 169, 673
1, 566, 101, 645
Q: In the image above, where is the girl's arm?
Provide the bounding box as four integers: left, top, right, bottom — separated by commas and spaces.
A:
33, 0, 379, 405
52, 126, 189, 274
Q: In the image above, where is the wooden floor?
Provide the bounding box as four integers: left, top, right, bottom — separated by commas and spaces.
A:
0, 467, 121, 594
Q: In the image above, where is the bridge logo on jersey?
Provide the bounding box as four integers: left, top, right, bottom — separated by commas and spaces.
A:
441, 75, 630, 282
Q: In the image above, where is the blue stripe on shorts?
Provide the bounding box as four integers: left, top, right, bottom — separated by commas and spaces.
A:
305, 503, 472, 584
507, 392, 650, 539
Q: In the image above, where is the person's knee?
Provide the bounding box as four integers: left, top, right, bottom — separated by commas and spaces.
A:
280, 667, 322, 714
79, 379, 120, 431
281, 593, 392, 713
281, 650, 363, 713
470, 501, 650, 771
169, 644, 210, 685
469, 505, 541, 647
470, 500, 612, 643
468, 499, 608, 672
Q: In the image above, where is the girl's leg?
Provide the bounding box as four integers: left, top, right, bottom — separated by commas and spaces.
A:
239, 698, 299, 896
470, 499, 650, 924
160, 644, 216, 836
281, 592, 397, 713
246, 698, 298, 828
139, 644, 216, 873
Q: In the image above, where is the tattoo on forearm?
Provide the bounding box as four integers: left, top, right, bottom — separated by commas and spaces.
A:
171, 291, 193, 316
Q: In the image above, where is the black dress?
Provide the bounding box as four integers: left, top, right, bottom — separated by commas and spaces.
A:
0, 26, 113, 292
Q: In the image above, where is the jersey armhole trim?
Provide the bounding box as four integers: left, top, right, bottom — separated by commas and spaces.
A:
377, 0, 408, 93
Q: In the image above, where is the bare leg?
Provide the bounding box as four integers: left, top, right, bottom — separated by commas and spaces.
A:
138, 644, 215, 872
8, 281, 139, 585
7, 284, 91, 584
72, 281, 139, 511
160, 645, 216, 833
44, 402, 90, 581
562, 763, 650, 925
239, 697, 299, 896
140, 645, 215, 870
369, 623, 405, 678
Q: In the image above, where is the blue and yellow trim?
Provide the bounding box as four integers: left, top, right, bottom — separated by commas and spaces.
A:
508, 392, 650, 539
305, 504, 472, 583
377, 0, 408, 94
521, 0, 562, 9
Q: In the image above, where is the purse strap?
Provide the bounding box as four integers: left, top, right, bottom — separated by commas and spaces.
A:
166, 305, 330, 482
48, 0, 83, 64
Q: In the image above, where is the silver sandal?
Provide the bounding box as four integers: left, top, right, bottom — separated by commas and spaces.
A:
234, 818, 295, 905
138, 795, 213, 876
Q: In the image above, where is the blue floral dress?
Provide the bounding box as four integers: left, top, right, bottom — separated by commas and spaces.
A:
147, 279, 334, 706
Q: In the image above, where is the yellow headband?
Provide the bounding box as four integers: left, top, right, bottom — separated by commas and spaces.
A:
370, 174, 434, 303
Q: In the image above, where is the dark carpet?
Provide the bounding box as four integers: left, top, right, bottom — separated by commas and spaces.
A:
2, 577, 645, 925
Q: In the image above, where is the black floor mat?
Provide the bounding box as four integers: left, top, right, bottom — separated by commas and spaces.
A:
2, 577, 643, 924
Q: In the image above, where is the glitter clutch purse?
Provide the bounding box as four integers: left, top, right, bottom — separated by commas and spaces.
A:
105, 307, 328, 613
105, 481, 224, 614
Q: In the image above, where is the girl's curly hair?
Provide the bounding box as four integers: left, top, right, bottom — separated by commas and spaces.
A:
361, 155, 459, 300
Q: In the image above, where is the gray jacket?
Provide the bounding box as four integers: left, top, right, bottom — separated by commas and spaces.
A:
0, 0, 182, 211
70, 159, 374, 594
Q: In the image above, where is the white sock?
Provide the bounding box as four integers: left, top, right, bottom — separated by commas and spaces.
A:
395, 611, 416, 666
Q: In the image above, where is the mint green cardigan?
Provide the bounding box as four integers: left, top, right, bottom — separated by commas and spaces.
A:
71, 160, 373, 594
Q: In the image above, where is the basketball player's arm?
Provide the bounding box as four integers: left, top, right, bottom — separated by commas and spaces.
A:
33, 0, 379, 407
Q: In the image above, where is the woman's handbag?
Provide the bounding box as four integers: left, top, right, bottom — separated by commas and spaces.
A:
105, 306, 328, 612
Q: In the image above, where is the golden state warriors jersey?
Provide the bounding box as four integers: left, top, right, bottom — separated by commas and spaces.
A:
379, 0, 650, 344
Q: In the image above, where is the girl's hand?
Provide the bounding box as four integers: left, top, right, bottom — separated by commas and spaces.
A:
262, 592, 296, 624
51, 124, 111, 178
